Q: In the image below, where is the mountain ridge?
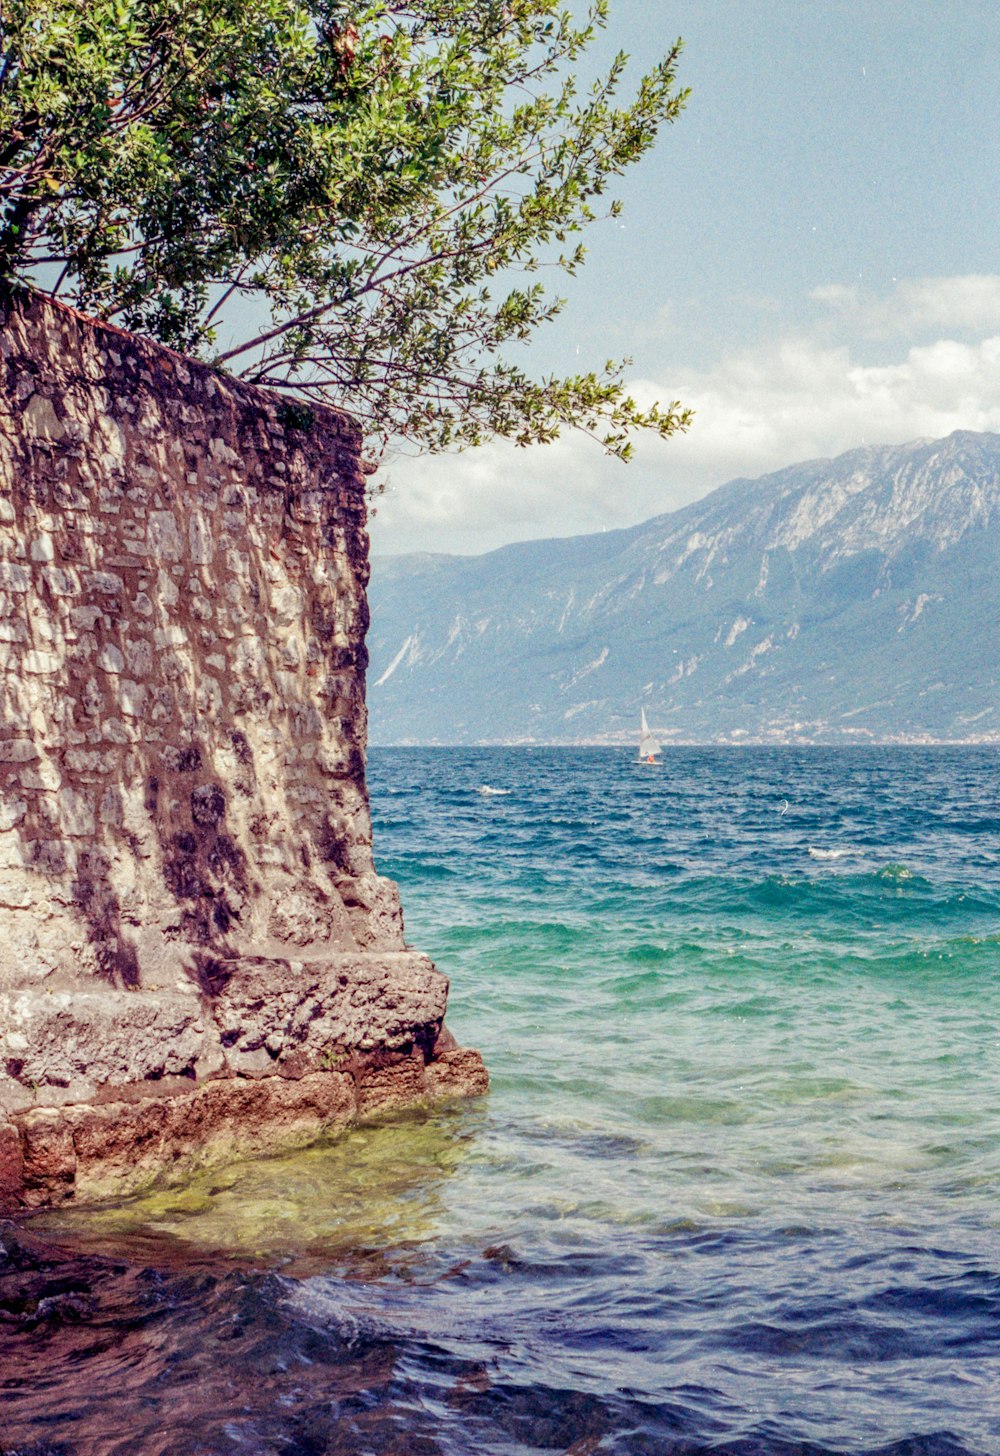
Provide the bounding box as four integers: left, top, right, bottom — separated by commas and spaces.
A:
367, 430, 1000, 744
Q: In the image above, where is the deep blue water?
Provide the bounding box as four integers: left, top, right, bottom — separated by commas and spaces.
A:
4, 747, 1000, 1455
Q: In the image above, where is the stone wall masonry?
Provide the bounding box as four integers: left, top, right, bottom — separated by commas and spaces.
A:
0, 288, 486, 1208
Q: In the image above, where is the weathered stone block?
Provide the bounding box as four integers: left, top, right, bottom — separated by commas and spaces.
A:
20, 1109, 77, 1205
0, 566, 29, 596
0, 739, 38, 763
22, 393, 65, 440
356, 1049, 429, 1118
0, 1121, 24, 1199
426, 1047, 492, 1102
146, 510, 183, 559
0, 989, 209, 1098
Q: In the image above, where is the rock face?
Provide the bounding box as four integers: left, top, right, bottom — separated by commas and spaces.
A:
0, 288, 486, 1209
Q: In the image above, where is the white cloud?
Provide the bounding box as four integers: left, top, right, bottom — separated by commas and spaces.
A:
370, 430, 618, 557
811, 273, 1000, 339
369, 276, 1000, 558
657, 332, 1000, 488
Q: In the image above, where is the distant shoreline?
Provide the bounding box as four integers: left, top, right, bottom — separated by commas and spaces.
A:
368, 738, 1000, 749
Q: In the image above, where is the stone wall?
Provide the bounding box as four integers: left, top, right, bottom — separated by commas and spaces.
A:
0, 289, 485, 1208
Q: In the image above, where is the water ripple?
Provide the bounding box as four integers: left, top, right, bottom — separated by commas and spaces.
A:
10, 747, 1000, 1455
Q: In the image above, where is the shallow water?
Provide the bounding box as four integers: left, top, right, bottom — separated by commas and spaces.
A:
4, 747, 1000, 1455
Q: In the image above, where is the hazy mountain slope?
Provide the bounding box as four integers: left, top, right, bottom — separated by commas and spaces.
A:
366, 430, 1000, 743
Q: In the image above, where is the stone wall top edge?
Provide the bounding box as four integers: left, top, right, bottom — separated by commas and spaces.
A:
0, 283, 365, 466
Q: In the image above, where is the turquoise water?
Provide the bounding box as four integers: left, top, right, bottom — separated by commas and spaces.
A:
4, 746, 1000, 1455
379, 748, 1000, 1236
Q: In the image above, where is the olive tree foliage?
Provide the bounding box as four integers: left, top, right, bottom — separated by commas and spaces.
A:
0, 0, 691, 456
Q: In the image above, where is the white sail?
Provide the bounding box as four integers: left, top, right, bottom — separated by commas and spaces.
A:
638, 708, 660, 759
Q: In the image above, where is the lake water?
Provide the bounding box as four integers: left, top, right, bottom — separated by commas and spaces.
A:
3, 746, 1000, 1455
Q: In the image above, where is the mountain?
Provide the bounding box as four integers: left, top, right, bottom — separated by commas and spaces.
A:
365, 430, 1000, 744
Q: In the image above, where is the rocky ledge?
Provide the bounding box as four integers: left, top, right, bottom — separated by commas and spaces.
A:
0, 951, 487, 1209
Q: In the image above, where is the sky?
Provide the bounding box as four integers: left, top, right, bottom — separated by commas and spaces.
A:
370, 0, 1000, 557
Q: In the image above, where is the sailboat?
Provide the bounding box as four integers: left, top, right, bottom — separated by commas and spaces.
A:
638, 708, 661, 764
